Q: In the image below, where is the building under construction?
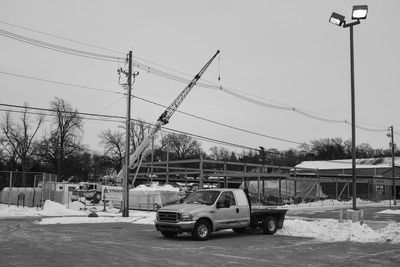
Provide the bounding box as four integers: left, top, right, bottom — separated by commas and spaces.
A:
131, 157, 400, 205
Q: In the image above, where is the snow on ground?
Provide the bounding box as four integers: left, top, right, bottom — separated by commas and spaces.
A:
36, 213, 156, 225
1, 200, 400, 243
378, 209, 400, 215
278, 219, 400, 244
276, 198, 390, 210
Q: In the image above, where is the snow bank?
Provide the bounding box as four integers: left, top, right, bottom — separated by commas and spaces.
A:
0, 200, 85, 217
39, 200, 83, 216
132, 184, 179, 192
278, 218, 400, 243
0, 204, 40, 217
276, 198, 379, 210
36, 213, 156, 225
378, 209, 400, 215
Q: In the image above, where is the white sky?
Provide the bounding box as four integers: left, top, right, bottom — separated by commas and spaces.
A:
1, 0, 400, 154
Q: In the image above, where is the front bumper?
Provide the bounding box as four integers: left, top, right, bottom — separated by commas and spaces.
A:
155, 220, 196, 233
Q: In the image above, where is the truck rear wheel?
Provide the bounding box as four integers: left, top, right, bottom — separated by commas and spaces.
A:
161, 231, 177, 238
262, 216, 277, 235
192, 219, 211, 241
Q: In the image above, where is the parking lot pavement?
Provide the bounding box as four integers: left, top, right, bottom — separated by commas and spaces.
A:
1, 218, 400, 266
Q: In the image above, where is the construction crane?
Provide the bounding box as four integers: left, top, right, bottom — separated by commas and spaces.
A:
116, 50, 220, 182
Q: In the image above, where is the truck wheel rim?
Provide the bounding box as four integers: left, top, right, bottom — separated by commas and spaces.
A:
268, 220, 276, 231
197, 224, 208, 238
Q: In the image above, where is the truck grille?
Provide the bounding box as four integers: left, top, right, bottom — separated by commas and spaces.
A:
158, 211, 180, 222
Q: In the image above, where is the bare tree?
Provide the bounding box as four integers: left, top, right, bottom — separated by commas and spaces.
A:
209, 146, 231, 161
99, 129, 124, 173
99, 119, 154, 173
41, 98, 83, 180
128, 119, 152, 153
0, 107, 43, 185
161, 133, 201, 160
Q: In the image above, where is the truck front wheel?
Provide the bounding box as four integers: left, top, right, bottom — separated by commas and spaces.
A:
262, 216, 277, 235
192, 219, 211, 241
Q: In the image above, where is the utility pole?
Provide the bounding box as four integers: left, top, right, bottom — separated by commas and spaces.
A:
389, 126, 397, 206
118, 51, 138, 217
123, 51, 132, 217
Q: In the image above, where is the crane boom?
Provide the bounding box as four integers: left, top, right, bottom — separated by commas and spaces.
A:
116, 50, 220, 182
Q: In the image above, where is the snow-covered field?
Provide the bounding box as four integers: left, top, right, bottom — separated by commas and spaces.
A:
1, 200, 400, 244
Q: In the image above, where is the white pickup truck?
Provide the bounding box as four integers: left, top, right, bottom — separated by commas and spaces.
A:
155, 188, 287, 241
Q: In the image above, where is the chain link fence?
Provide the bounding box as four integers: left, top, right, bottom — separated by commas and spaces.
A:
0, 171, 58, 207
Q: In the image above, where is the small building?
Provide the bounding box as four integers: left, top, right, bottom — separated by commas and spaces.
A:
294, 157, 400, 201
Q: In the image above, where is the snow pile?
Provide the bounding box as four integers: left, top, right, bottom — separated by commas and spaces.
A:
278, 218, 400, 243
277, 198, 377, 210
39, 200, 83, 216
67, 201, 85, 211
381, 223, 400, 243
36, 210, 156, 225
378, 209, 400, 215
132, 184, 179, 192
0, 204, 40, 217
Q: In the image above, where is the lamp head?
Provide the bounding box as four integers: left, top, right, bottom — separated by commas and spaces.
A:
329, 12, 346, 26
352, 5, 368, 20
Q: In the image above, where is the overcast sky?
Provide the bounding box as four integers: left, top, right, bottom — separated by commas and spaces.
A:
1, 0, 400, 154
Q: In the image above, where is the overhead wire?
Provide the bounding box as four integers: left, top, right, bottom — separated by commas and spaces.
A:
0, 71, 306, 146
0, 28, 122, 62
0, 20, 125, 56
0, 103, 296, 157
0, 23, 390, 134
0, 71, 122, 95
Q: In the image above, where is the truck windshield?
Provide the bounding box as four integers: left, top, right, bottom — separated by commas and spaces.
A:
184, 190, 220, 205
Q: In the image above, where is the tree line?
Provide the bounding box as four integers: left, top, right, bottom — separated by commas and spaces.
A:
0, 98, 397, 182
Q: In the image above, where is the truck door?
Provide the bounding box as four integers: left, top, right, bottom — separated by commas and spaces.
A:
213, 191, 243, 229
233, 190, 251, 227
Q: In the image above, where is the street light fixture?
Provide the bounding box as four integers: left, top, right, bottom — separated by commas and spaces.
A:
329, 12, 345, 26
329, 5, 368, 211
352, 5, 368, 20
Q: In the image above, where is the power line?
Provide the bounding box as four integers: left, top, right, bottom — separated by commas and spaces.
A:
0, 20, 124, 56
0, 71, 306, 146
0, 24, 389, 133
1, 103, 294, 157
132, 95, 306, 146
0, 28, 122, 62
0, 71, 123, 95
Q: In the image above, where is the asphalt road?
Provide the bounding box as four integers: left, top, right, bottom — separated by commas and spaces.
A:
1, 213, 400, 267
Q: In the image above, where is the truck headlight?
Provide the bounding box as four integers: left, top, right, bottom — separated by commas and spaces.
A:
181, 212, 193, 221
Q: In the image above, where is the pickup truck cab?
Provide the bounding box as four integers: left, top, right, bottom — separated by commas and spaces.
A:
155, 188, 287, 240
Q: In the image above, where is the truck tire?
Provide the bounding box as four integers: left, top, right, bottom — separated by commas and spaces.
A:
92, 192, 102, 204
262, 216, 277, 235
161, 231, 177, 238
192, 219, 211, 241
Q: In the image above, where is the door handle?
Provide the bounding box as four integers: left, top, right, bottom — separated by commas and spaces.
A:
236, 208, 239, 213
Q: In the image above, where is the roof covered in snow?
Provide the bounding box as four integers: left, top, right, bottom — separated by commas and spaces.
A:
295, 157, 400, 170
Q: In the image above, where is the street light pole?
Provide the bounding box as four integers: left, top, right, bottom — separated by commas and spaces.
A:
349, 24, 357, 210
329, 5, 368, 211
390, 125, 397, 206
